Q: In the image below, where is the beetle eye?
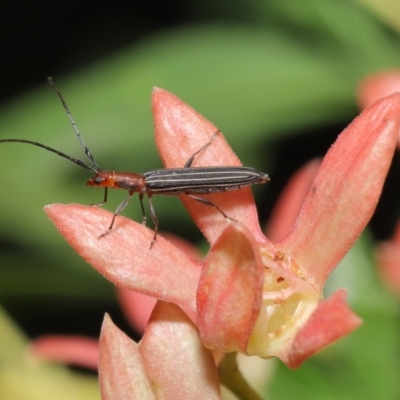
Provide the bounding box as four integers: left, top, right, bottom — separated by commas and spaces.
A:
93, 176, 104, 184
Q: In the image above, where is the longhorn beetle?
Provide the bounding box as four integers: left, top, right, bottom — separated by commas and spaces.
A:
0, 78, 269, 247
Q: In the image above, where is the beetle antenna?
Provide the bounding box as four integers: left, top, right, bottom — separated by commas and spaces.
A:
47, 77, 100, 171
0, 139, 98, 173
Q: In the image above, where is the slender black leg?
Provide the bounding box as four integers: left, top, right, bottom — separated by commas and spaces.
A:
147, 195, 159, 248
184, 130, 220, 168
139, 193, 147, 225
92, 188, 108, 207
187, 194, 236, 222
99, 192, 134, 238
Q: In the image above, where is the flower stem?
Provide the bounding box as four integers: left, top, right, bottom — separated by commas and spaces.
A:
218, 352, 263, 400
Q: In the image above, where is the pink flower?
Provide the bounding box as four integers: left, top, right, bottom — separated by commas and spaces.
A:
43, 88, 400, 369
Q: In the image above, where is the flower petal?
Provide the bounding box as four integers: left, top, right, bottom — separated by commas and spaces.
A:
140, 301, 220, 399
117, 234, 201, 333
281, 289, 362, 368
265, 159, 320, 242
152, 88, 265, 244
99, 314, 154, 399
44, 204, 201, 315
100, 304, 220, 399
31, 335, 99, 370
280, 93, 400, 288
358, 71, 400, 149
197, 223, 264, 353
358, 70, 400, 109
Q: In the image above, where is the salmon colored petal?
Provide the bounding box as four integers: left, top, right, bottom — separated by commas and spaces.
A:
117, 234, 200, 333
358, 70, 400, 109
44, 204, 201, 316
197, 223, 264, 353
152, 88, 265, 244
281, 93, 400, 288
100, 305, 220, 399
265, 159, 320, 242
358, 71, 400, 149
161, 232, 203, 261
31, 335, 99, 370
282, 290, 362, 368
99, 314, 154, 399
140, 301, 220, 399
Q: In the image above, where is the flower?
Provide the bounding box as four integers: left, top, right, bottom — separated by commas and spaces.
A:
44, 88, 400, 368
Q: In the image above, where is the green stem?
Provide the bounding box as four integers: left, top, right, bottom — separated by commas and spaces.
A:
218, 352, 263, 400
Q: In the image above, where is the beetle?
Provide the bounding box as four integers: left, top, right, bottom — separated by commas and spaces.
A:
0, 78, 269, 247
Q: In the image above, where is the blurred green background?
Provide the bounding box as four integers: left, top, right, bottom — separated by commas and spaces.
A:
1, 0, 400, 398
